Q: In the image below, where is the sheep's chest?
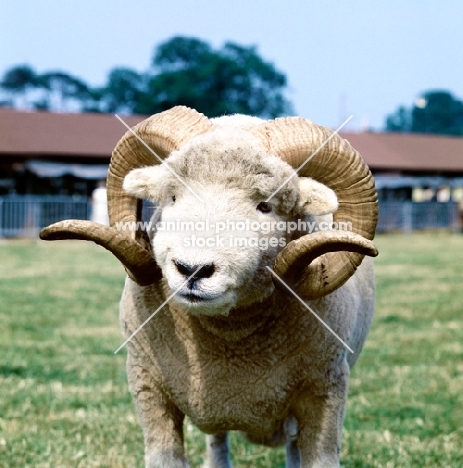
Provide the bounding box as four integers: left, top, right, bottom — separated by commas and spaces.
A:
127, 287, 332, 435
174, 347, 299, 434
154, 313, 313, 435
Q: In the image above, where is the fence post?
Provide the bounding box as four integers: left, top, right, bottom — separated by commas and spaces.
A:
451, 202, 461, 232
0, 198, 3, 238
402, 202, 413, 233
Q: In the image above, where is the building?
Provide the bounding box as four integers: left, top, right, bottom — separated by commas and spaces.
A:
1, 108, 463, 234
344, 132, 463, 203
0, 108, 144, 196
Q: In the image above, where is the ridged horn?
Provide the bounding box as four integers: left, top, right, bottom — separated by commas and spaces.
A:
40, 107, 214, 286
108, 106, 214, 235
251, 117, 378, 299
40, 220, 161, 285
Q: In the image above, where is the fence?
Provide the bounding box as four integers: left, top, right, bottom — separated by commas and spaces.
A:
0, 195, 91, 238
0, 196, 461, 238
377, 201, 461, 232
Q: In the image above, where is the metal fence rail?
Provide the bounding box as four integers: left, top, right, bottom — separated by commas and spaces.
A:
0, 195, 90, 238
0, 196, 461, 238
377, 201, 461, 233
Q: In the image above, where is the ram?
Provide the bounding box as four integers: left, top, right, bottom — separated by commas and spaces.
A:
41, 106, 378, 468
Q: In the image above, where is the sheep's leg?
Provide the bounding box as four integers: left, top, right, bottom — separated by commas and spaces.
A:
285, 439, 300, 468
295, 383, 348, 468
204, 432, 232, 468
137, 390, 189, 468
127, 358, 189, 468
284, 416, 300, 468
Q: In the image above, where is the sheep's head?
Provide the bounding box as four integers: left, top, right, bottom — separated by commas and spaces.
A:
122, 125, 338, 315
40, 106, 378, 312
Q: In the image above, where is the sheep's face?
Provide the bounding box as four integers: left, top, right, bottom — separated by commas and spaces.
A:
124, 128, 337, 316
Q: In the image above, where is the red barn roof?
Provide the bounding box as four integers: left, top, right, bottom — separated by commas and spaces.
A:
0, 108, 145, 159
1, 108, 463, 174
343, 131, 463, 173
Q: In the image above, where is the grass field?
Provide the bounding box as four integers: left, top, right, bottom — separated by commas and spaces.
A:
1, 233, 462, 467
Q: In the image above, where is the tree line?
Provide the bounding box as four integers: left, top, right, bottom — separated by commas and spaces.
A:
385, 90, 463, 136
0, 36, 292, 119
2, 34, 463, 136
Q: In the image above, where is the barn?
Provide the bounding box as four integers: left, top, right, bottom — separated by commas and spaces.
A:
1, 108, 463, 235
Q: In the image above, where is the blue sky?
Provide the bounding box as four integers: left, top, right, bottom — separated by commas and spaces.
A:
1, 0, 462, 131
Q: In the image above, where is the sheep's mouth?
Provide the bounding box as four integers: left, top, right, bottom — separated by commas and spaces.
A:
173, 288, 235, 315
176, 291, 217, 304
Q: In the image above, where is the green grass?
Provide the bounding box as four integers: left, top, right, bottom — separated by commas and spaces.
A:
1, 234, 462, 467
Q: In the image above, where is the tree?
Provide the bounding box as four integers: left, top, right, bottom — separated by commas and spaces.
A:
385, 90, 463, 136
0, 66, 91, 111
0, 65, 38, 108
136, 36, 292, 118
99, 67, 143, 113
37, 71, 90, 112
385, 105, 410, 133
0, 36, 293, 118
411, 91, 463, 135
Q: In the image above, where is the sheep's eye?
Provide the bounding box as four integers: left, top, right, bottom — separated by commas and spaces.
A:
257, 202, 272, 213
172, 195, 176, 203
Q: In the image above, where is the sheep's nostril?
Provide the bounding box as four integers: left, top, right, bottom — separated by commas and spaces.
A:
198, 263, 215, 279
174, 261, 194, 277
174, 260, 215, 280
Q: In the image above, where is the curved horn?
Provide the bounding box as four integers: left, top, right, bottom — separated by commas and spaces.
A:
40, 220, 161, 285
251, 117, 378, 299
40, 106, 214, 286
272, 231, 378, 295
108, 106, 214, 235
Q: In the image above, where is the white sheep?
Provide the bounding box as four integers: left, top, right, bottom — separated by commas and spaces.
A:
41, 106, 378, 468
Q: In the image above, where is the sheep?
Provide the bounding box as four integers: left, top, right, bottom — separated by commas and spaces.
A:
41, 106, 378, 468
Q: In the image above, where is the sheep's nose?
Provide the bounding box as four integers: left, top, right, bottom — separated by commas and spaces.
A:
174, 260, 215, 280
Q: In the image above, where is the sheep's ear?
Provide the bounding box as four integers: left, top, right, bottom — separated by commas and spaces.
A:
297, 177, 338, 216
123, 166, 166, 201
